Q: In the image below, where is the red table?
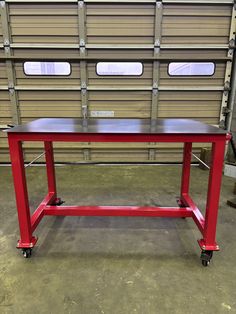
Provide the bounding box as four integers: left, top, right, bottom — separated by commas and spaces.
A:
6, 118, 230, 266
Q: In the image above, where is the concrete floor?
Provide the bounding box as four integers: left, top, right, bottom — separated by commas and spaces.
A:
0, 164, 236, 314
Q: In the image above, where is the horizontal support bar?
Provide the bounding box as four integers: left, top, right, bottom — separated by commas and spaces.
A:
10, 85, 225, 92
5, 0, 233, 3
162, 0, 233, 3
44, 205, 193, 217
6, 43, 230, 50
15, 86, 82, 91
0, 56, 231, 62
10, 43, 80, 49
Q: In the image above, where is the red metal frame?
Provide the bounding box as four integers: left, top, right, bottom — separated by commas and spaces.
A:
8, 132, 230, 252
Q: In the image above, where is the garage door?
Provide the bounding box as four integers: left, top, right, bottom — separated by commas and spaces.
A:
0, 0, 235, 162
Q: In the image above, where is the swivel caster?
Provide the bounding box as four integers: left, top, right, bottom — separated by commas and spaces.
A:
177, 198, 185, 208
200, 250, 213, 267
22, 248, 32, 258
52, 198, 64, 206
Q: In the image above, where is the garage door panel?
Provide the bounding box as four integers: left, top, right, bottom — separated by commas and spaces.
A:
162, 37, 230, 44
0, 15, 3, 44
159, 91, 222, 101
89, 91, 151, 118
89, 91, 152, 101
0, 91, 12, 125
161, 50, 227, 58
87, 36, 152, 44
163, 5, 232, 17
87, 5, 155, 16
19, 90, 82, 101
162, 4, 231, 44
24, 150, 84, 163
0, 63, 8, 85
0, 1, 233, 163
18, 90, 82, 120
87, 4, 154, 44
87, 50, 153, 58
91, 149, 149, 162
13, 49, 81, 58
9, 3, 79, 44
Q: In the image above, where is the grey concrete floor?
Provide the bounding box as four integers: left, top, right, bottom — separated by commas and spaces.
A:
0, 164, 236, 314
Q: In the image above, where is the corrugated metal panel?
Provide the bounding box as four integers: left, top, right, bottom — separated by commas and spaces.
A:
89, 91, 151, 118
87, 4, 154, 44
0, 1, 234, 163
162, 5, 232, 44
0, 14, 3, 44
0, 62, 8, 86
0, 89, 11, 163
19, 91, 82, 120
158, 91, 222, 123
9, 4, 79, 44
0, 90, 11, 125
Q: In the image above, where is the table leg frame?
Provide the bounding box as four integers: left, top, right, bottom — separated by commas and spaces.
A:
8, 137, 226, 254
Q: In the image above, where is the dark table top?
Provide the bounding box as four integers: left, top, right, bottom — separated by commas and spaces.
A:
5, 118, 227, 135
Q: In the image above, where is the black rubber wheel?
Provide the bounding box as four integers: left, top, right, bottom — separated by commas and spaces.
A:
202, 259, 210, 267
200, 250, 213, 267
22, 248, 32, 258
53, 198, 64, 206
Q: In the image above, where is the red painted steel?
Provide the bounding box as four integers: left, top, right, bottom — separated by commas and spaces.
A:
8, 137, 37, 248
44, 142, 57, 196
44, 205, 193, 217
181, 143, 192, 196
182, 194, 205, 235
199, 141, 226, 251
31, 192, 56, 232
7, 127, 230, 256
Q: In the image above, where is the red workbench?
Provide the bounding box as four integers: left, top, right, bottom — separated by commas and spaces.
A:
6, 118, 230, 266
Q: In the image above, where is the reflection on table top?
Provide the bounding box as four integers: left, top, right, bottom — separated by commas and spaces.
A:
6, 118, 227, 135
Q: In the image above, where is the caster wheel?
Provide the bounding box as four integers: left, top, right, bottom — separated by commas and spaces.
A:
22, 248, 32, 258
200, 250, 213, 267
53, 198, 64, 206
177, 198, 185, 208
202, 260, 210, 267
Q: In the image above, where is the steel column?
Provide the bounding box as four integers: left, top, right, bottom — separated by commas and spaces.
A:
44, 141, 57, 199
199, 140, 226, 251
181, 142, 192, 196
8, 136, 37, 248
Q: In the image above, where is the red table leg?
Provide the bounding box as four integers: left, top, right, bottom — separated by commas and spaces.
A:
8, 136, 37, 252
44, 141, 58, 204
179, 142, 192, 206
198, 140, 226, 254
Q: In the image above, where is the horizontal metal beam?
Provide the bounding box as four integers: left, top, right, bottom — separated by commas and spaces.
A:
161, 44, 230, 50
10, 85, 225, 92
162, 0, 233, 3
15, 86, 82, 91
0, 56, 231, 62
2, 43, 231, 50
86, 44, 154, 49
5, 0, 77, 2
4, 0, 234, 3
10, 43, 80, 49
